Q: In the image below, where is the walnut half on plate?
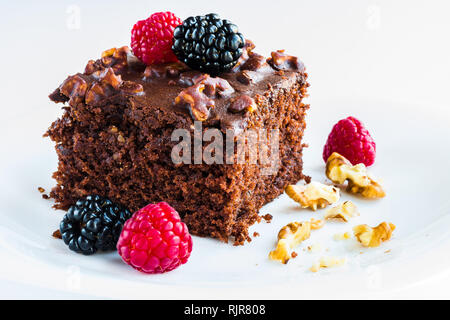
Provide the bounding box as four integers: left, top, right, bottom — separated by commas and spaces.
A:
285, 181, 340, 211
353, 222, 396, 247
269, 221, 311, 264
326, 152, 385, 199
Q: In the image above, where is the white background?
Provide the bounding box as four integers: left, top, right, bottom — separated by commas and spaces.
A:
1, 0, 450, 299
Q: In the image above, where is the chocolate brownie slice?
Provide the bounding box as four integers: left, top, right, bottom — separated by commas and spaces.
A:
45, 42, 310, 245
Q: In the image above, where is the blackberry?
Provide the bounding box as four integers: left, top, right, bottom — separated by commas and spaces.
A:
59, 195, 132, 255
172, 13, 245, 75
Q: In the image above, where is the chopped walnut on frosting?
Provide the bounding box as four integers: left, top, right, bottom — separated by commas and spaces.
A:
325, 201, 359, 222
285, 181, 340, 211
310, 256, 347, 273
326, 152, 385, 199
353, 222, 396, 247
174, 74, 234, 121
269, 221, 311, 264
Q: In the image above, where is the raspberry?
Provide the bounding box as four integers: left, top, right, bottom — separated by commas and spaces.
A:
323, 116, 376, 166
131, 12, 182, 65
117, 202, 193, 274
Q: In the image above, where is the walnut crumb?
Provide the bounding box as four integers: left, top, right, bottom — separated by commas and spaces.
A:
307, 242, 322, 253
310, 257, 346, 273
253, 232, 260, 237
310, 218, 325, 230
325, 201, 359, 222
38, 187, 45, 193
333, 232, 352, 240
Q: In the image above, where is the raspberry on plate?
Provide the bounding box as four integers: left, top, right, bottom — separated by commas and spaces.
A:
323, 116, 376, 166
117, 202, 193, 274
131, 11, 182, 65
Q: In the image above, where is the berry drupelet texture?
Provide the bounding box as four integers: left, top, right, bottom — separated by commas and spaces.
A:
117, 202, 193, 274
131, 11, 182, 65
172, 13, 245, 75
323, 116, 376, 166
60, 195, 132, 255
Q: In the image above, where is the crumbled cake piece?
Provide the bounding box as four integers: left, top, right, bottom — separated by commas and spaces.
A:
52, 229, 62, 239
262, 214, 273, 223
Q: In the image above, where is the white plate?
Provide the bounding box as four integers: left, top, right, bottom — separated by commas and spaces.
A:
1, 98, 450, 299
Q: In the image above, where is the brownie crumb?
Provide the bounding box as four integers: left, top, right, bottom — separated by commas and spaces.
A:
253, 232, 260, 237
52, 229, 62, 239
38, 187, 50, 199
291, 251, 298, 258
262, 214, 273, 223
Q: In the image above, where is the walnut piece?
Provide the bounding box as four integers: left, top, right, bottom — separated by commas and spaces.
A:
269, 221, 311, 264
100, 46, 130, 73
310, 218, 325, 230
306, 242, 323, 253
174, 74, 234, 121
267, 50, 304, 72
228, 95, 257, 113
285, 181, 340, 211
325, 201, 359, 222
310, 257, 346, 273
353, 222, 396, 247
326, 152, 385, 198
59, 74, 88, 106
333, 232, 352, 241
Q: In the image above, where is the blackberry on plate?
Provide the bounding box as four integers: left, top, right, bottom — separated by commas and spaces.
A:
172, 13, 245, 75
59, 195, 132, 255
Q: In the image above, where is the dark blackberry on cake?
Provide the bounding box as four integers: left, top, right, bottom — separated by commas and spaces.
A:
172, 13, 245, 75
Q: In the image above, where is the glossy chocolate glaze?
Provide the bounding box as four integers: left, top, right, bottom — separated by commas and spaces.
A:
50, 43, 306, 133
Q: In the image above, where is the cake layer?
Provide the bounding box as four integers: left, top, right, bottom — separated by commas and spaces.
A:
46, 44, 310, 244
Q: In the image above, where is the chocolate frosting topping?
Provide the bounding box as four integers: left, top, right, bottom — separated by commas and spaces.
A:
49, 42, 307, 133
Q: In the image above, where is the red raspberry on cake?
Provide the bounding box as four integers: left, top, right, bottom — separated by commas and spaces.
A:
131, 11, 182, 65
117, 202, 193, 274
323, 116, 376, 166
